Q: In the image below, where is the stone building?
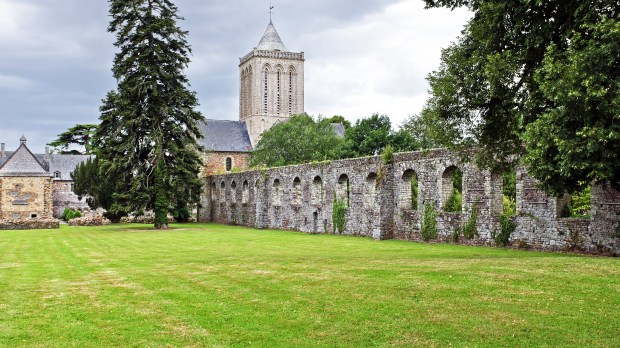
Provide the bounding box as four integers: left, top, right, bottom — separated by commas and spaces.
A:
199, 120, 253, 176
0, 137, 89, 222
238, 20, 305, 147
198, 19, 305, 172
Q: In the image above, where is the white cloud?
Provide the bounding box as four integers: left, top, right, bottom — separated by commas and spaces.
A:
0, 74, 33, 90
303, 1, 471, 126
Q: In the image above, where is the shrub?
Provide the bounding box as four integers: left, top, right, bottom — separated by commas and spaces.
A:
420, 201, 438, 241
63, 208, 82, 221
332, 194, 346, 233
463, 204, 478, 239
493, 213, 516, 246
444, 189, 462, 213
381, 144, 394, 165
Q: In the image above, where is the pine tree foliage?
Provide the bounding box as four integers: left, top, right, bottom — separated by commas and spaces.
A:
94, 0, 204, 227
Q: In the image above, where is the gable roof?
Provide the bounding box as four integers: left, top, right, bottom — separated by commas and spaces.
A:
256, 21, 288, 52
198, 119, 253, 153
0, 144, 49, 176
48, 154, 92, 181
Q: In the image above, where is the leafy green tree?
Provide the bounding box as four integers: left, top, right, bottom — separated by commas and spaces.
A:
249, 115, 347, 167
345, 114, 392, 157
422, 0, 619, 193
94, 0, 204, 228
48, 124, 98, 155
344, 114, 418, 157
324, 115, 352, 129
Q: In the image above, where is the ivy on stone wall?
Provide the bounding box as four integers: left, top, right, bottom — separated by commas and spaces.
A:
420, 201, 438, 241
463, 203, 478, 240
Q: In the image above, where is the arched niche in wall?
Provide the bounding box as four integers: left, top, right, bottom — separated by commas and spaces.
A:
272, 179, 281, 206
365, 172, 378, 208
337, 174, 350, 206
401, 169, 419, 210
292, 177, 302, 205
311, 176, 323, 205
242, 180, 250, 205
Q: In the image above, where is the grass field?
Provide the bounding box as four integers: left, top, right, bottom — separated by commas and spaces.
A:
0, 223, 618, 347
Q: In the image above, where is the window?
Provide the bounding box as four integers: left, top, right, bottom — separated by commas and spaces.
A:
225, 157, 232, 172
70, 183, 75, 192
54, 171, 60, 178
288, 68, 294, 115
276, 70, 282, 114
263, 67, 269, 114
30, 213, 37, 219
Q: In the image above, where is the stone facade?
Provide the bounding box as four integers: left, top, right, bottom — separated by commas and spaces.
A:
199, 149, 620, 254
239, 21, 305, 147
0, 176, 53, 220
203, 151, 250, 176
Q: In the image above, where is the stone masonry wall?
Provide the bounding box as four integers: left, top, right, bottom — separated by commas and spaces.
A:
202, 152, 250, 176
199, 149, 620, 254
0, 176, 53, 220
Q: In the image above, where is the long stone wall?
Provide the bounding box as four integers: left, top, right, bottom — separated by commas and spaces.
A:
198, 149, 620, 254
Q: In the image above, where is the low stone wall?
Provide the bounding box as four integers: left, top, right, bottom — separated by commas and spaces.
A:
199, 149, 620, 255
0, 219, 60, 230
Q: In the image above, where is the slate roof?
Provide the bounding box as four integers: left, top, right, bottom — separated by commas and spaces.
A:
331, 123, 346, 138
256, 21, 288, 52
198, 119, 253, 153
48, 154, 92, 181
0, 144, 49, 176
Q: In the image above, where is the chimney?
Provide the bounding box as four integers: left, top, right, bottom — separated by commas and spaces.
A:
45, 146, 50, 157
1, 143, 5, 158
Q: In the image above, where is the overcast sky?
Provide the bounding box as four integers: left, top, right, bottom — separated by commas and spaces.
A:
0, 0, 471, 151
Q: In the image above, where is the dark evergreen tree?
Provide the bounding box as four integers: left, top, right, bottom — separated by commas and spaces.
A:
94, 0, 204, 228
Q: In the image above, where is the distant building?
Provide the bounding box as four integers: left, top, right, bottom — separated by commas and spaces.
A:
0, 137, 89, 220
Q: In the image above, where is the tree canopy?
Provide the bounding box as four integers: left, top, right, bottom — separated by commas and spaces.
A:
93, 0, 204, 228
344, 114, 418, 157
423, 0, 619, 194
249, 115, 347, 167
47, 124, 98, 155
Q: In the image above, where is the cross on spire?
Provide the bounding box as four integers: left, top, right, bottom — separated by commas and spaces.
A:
269, 1, 274, 22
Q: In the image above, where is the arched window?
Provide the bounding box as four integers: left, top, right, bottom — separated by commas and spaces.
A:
337, 174, 350, 206
292, 177, 302, 205
272, 179, 281, 206
365, 173, 377, 208
220, 182, 226, 202
401, 169, 419, 210
276, 69, 282, 114
225, 157, 232, 172
288, 67, 295, 115
211, 182, 217, 202
311, 176, 323, 205
242, 180, 249, 204
442, 166, 462, 212
231, 181, 237, 202
263, 67, 269, 114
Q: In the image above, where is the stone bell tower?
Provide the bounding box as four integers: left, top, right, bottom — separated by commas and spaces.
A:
239, 20, 305, 147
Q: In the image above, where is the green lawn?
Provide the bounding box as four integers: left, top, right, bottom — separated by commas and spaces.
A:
0, 224, 618, 347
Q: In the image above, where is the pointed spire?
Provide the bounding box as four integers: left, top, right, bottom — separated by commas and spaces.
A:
256, 21, 288, 52
20, 135, 27, 145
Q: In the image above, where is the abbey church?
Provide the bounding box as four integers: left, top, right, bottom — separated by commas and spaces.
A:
0, 20, 303, 222
200, 20, 304, 175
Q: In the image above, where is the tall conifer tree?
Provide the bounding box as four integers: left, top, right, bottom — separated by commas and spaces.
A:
94, 0, 204, 228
